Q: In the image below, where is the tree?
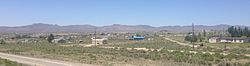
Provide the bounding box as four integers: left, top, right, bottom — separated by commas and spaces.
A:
203, 30, 206, 37
227, 26, 250, 37
227, 26, 234, 37
202, 29, 207, 41
185, 33, 198, 42
198, 33, 202, 42
15, 34, 21, 39
238, 27, 243, 37
0, 39, 6, 44
191, 34, 198, 42
185, 35, 191, 41
243, 27, 250, 37
234, 27, 238, 37
248, 30, 250, 37
22, 34, 31, 38
47, 34, 54, 43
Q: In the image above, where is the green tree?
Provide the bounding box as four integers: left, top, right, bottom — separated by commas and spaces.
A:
248, 30, 250, 37
15, 34, 21, 39
47, 34, 54, 43
0, 39, 6, 44
191, 34, 198, 42
203, 30, 206, 37
233, 27, 239, 37
233, 27, 238, 37
243, 27, 250, 37
185, 33, 198, 42
227, 26, 235, 37
203, 30, 207, 41
227, 26, 250, 37
198, 32, 202, 42
238, 27, 243, 37
185, 35, 191, 41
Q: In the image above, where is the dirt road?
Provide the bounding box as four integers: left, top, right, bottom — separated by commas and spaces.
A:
165, 37, 199, 48
0, 52, 98, 66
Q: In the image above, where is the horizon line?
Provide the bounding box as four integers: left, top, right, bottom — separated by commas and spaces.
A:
0, 23, 248, 27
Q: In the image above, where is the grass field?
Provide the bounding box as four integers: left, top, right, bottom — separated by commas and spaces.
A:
105, 37, 192, 50
207, 43, 250, 48
0, 43, 198, 66
167, 35, 250, 54
0, 57, 28, 66
166, 36, 188, 43
0, 37, 250, 66
205, 43, 250, 54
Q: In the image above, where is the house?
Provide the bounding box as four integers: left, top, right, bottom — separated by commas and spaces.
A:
209, 37, 250, 43
129, 36, 145, 40
91, 37, 108, 44
52, 38, 67, 43
16, 39, 39, 44
208, 37, 220, 43
220, 37, 249, 43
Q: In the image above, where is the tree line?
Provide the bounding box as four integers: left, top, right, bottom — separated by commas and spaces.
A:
227, 26, 250, 37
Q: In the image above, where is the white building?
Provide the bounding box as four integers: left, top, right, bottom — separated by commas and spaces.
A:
209, 37, 220, 43
91, 37, 108, 44
209, 37, 250, 43
52, 38, 66, 43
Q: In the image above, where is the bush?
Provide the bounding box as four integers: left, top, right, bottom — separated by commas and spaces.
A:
0, 39, 6, 44
0, 58, 25, 66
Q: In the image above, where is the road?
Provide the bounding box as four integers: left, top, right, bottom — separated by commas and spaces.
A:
0, 52, 98, 66
165, 37, 199, 48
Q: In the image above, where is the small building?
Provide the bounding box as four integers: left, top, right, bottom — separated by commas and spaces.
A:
52, 38, 66, 43
16, 39, 39, 44
129, 36, 145, 40
208, 37, 220, 43
147, 38, 154, 40
209, 37, 250, 43
220, 37, 249, 43
91, 37, 108, 44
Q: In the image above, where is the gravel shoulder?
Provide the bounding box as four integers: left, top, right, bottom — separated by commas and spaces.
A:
0, 52, 98, 66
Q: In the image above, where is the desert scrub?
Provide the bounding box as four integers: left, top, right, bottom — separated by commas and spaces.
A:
0, 58, 28, 66
0, 43, 250, 66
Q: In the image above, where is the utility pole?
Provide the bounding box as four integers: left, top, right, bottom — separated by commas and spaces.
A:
192, 23, 195, 50
94, 28, 97, 46
223, 28, 226, 51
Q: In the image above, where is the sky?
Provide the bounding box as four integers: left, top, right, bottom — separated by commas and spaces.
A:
0, 0, 250, 27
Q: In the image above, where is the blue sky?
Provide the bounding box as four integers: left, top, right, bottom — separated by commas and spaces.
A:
0, 0, 250, 27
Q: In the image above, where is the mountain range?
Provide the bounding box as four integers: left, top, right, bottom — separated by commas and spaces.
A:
0, 23, 248, 33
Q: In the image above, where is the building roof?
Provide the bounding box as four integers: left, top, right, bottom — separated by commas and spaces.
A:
209, 37, 220, 39
132, 36, 145, 38
53, 38, 66, 41
91, 37, 108, 40
210, 37, 249, 40
220, 37, 249, 40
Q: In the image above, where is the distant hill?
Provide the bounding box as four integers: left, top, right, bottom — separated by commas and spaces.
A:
0, 23, 248, 33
